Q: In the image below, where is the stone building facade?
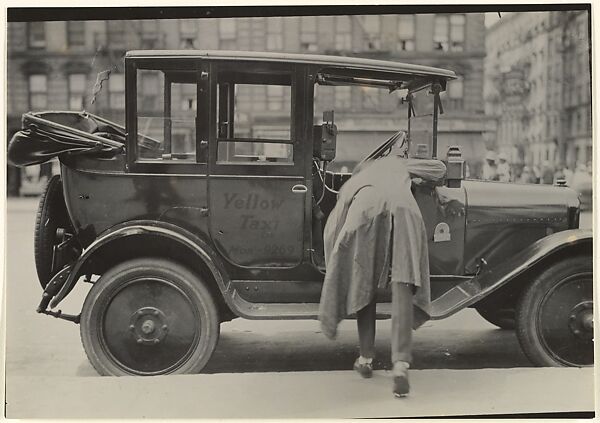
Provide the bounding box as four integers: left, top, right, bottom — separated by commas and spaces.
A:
7, 14, 488, 195
484, 10, 591, 174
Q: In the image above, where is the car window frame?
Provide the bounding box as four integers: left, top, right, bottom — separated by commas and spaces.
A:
126, 57, 208, 175
208, 60, 307, 177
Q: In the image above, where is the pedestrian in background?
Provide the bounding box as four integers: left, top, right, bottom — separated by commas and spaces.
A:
541, 161, 555, 185
319, 151, 446, 398
520, 166, 536, 183
482, 151, 498, 181
532, 165, 542, 184
572, 163, 589, 188
562, 165, 574, 186
497, 152, 511, 182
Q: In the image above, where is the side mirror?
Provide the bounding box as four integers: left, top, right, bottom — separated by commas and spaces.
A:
313, 110, 337, 161
445, 145, 465, 188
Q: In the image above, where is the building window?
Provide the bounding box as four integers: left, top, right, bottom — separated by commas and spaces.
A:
68, 73, 86, 110
434, 14, 465, 52
334, 16, 352, 51
141, 20, 159, 36
397, 15, 415, 51
28, 74, 48, 109
27, 22, 46, 49
107, 20, 126, 47
218, 19, 237, 49
140, 20, 159, 48
266, 85, 286, 111
219, 20, 236, 40
178, 20, 197, 48
334, 86, 352, 109
300, 16, 318, 51
450, 15, 466, 51
446, 76, 464, 109
181, 96, 197, 111
361, 87, 380, 111
266, 17, 283, 50
67, 21, 85, 48
362, 15, 381, 50
138, 71, 160, 111
448, 77, 464, 99
433, 16, 449, 51
180, 19, 197, 35
108, 73, 125, 109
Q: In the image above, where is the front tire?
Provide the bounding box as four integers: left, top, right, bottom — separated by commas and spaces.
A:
516, 255, 593, 367
80, 258, 220, 376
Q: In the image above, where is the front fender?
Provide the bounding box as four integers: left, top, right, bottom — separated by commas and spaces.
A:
50, 221, 230, 308
431, 229, 593, 318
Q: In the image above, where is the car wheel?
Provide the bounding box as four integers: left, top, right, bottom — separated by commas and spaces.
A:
34, 174, 70, 288
475, 305, 515, 330
516, 255, 593, 367
80, 258, 220, 376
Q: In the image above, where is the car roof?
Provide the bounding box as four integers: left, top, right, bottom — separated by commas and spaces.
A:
126, 50, 457, 82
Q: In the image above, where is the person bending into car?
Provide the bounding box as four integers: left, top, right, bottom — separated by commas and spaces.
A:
318, 146, 446, 398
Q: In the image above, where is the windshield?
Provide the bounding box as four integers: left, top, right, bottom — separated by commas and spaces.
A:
408, 88, 435, 160
313, 78, 443, 171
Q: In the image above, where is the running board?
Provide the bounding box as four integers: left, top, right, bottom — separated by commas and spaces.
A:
230, 292, 392, 320
229, 279, 483, 321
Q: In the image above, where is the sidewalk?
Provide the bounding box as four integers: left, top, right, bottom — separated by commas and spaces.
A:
6, 197, 39, 213
6, 367, 594, 418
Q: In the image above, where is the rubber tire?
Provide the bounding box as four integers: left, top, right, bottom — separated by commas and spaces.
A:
80, 258, 220, 376
516, 255, 593, 367
475, 306, 516, 330
34, 174, 69, 288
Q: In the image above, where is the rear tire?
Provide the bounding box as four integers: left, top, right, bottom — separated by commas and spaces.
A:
516, 255, 593, 367
34, 175, 70, 288
80, 258, 220, 376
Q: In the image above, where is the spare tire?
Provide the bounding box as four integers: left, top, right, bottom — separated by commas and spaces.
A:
34, 175, 71, 288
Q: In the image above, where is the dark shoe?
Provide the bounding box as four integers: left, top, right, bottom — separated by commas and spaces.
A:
353, 358, 373, 378
393, 374, 410, 397
392, 361, 410, 397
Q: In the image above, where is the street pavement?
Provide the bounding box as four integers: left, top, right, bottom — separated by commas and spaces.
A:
3, 198, 595, 418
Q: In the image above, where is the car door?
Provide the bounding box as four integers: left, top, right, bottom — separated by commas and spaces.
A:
207, 61, 309, 268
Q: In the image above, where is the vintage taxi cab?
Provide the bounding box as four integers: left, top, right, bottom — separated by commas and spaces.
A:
8, 51, 593, 375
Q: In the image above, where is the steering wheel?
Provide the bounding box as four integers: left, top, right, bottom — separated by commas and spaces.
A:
357, 130, 407, 169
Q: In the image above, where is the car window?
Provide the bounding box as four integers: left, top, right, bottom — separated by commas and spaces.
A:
136, 69, 200, 163
215, 72, 293, 165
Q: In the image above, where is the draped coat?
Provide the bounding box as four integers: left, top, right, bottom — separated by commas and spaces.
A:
318, 156, 447, 339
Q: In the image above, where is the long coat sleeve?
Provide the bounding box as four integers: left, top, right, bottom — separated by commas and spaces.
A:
318, 156, 446, 339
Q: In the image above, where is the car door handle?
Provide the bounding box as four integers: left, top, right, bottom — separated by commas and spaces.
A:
291, 184, 308, 194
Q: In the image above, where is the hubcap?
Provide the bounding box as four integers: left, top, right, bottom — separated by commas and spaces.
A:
100, 277, 200, 375
129, 307, 169, 345
568, 301, 593, 340
538, 274, 593, 366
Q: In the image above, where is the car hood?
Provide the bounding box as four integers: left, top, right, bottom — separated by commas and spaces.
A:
463, 179, 580, 212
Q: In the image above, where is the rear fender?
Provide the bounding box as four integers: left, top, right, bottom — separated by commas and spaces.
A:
431, 229, 593, 319
50, 221, 231, 309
